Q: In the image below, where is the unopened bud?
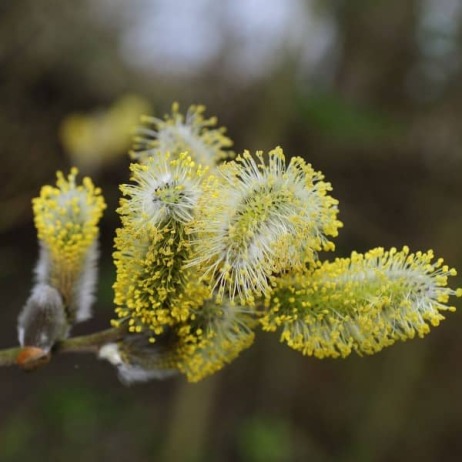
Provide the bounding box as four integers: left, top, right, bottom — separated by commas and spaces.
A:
17, 284, 67, 352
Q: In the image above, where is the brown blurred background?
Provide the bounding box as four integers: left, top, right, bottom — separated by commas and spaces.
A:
1, 1, 462, 461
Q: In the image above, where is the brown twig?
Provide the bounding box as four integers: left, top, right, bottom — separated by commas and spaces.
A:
0, 326, 126, 368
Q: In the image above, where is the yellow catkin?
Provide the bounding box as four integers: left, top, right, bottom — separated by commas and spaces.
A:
113, 225, 207, 335
131, 103, 233, 167
262, 247, 460, 359
108, 293, 257, 383
189, 147, 342, 304
32, 168, 106, 312
112, 152, 207, 336
173, 298, 257, 382
60, 95, 151, 171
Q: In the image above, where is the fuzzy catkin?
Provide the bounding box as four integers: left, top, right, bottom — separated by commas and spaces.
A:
262, 247, 461, 358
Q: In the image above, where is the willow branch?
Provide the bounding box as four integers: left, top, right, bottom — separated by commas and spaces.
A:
0, 326, 126, 368
0, 346, 21, 367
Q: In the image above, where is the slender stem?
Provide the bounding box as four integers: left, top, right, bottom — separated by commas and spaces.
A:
0, 346, 21, 367
57, 326, 126, 354
0, 326, 126, 367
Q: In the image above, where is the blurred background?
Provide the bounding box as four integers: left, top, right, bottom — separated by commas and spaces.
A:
1, 0, 462, 460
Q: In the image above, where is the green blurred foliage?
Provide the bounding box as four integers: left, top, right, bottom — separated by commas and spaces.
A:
237, 416, 292, 462
297, 92, 402, 144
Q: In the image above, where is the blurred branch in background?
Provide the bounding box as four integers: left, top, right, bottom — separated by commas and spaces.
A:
60, 94, 151, 175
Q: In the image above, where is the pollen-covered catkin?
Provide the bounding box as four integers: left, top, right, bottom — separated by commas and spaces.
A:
118, 151, 207, 228
173, 297, 257, 382
101, 297, 257, 384
262, 247, 461, 358
131, 103, 233, 167
32, 168, 106, 323
112, 152, 208, 336
189, 147, 342, 304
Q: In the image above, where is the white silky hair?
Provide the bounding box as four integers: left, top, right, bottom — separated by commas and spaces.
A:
34, 243, 51, 285
98, 343, 178, 385
32, 239, 99, 324
98, 343, 123, 365
72, 240, 100, 322
117, 363, 177, 386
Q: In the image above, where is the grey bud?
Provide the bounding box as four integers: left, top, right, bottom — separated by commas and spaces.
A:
18, 284, 68, 352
